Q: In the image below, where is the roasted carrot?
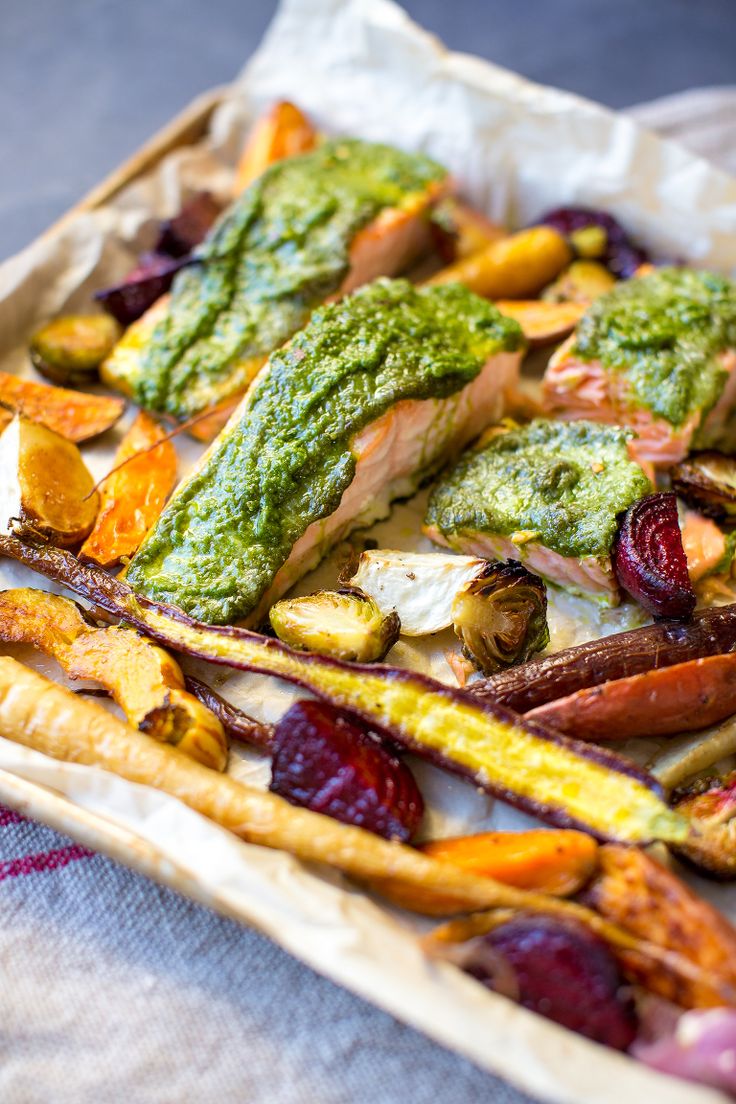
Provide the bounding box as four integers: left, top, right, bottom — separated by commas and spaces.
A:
494, 299, 587, 346
584, 844, 736, 1008
0, 371, 125, 442
427, 226, 571, 299
421, 829, 598, 895
0, 588, 227, 771
234, 101, 318, 193
525, 653, 736, 741
79, 412, 177, 567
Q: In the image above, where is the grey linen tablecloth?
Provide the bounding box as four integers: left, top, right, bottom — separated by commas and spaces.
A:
1, 91, 734, 1104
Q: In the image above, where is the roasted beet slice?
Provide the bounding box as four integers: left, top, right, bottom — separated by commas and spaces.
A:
270, 700, 424, 842
95, 252, 192, 326
155, 191, 222, 258
537, 206, 649, 278
612, 492, 696, 620
458, 915, 637, 1049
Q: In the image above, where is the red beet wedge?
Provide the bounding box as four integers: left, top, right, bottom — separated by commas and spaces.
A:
270, 700, 424, 842
95, 252, 192, 326
612, 492, 696, 620
459, 915, 637, 1050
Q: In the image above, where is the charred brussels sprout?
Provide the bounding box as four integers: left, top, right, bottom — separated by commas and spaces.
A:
451, 561, 549, 675
29, 314, 121, 386
269, 588, 400, 662
542, 260, 616, 304
671, 452, 736, 523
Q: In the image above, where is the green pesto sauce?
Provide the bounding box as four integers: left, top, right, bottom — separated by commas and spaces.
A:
131, 140, 446, 418
127, 279, 523, 624
425, 419, 652, 559
574, 267, 736, 428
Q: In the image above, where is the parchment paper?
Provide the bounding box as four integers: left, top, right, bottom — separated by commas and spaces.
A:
0, 2, 735, 1102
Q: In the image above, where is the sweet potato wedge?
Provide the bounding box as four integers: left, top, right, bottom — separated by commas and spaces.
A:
583, 844, 736, 1008
234, 101, 318, 193
0, 416, 99, 547
0, 654, 615, 918
525, 654, 736, 741
473, 603, 736, 713
494, 300, 587, 346
427, 227, 571, 299
80, 412, 177, 568
421, 829, 598, 895
0, 588, 227, 771
0, 370, 125, 442
0, 536, 689, 847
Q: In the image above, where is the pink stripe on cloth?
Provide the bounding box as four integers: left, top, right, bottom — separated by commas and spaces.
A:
0, 805, 26, 827
0, 843, 94, 881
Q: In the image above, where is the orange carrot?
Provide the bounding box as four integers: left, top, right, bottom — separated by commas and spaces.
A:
0, 372, 125, 442
422, 829, 598, 895
526, 653, 736, 741
79, 412, 176, 567
234, 101, 318, 194
495, 299, 587, 347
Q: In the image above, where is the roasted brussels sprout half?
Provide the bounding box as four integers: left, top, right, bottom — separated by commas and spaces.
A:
451, 560, 549, 675
29, 314, 121, 386
269, 588, 400, 662
671, 451, 736, 523
541, 260, 616, 304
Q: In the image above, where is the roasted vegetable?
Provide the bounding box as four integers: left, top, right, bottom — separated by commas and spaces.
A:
346, 549, 493, 635
0, 370, 125, 442
155, 191, 222, 257
537, 206, 649, 278
427, 226, 571, 299
443, 915, 637, 1049
95, 253, 192, 327
79, 412, 177, 568
270, 700, 423, 841
633, 1007, 736, 1096
0, 417, 98, 547
184, 675, 274, 751
494, 299, 586, 346
472, 602, 736, 713
526, 654, 736, 742
671, 451, 736, 523
269, 589, 399, 662
612, 492, 696, 619
541, 259, 616, 303
421, 829, 598, 895
0, 536, 690, 846
0, 587, 227, 771
430, 197, 506, 262
0, 654, 635, 918
673, 773, 736, 879
234, 101, 318, 193
583, 844, 736, 1008
451, 560, 549, 675
650, 716, 736, 793
29, 314, 121, 386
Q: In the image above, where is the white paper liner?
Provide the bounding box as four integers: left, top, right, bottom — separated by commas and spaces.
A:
0, 2, 735, 1101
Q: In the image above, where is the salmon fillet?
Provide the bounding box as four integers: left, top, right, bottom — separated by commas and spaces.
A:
102, 140, 449, 435
126, 280, 524, 625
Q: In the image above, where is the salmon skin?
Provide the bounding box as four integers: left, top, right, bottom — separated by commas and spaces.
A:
102, 140, 449, 426
125, 279, 524, 625
543, 268, 736, 467
424, 419, 651, 605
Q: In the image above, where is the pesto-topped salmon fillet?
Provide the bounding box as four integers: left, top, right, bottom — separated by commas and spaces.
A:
126, 279, 524, 625
543, 268, 736, 467
102, 140, 448, 428
424, 419, 652, 605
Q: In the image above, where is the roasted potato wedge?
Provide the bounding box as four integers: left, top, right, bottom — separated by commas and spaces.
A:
427, 226, 571, 300
0, 416, 98, 547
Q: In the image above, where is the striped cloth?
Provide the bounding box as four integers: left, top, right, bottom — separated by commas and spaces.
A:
0, 91, 733, 1104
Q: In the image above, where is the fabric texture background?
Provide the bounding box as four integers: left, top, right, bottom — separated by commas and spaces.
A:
0, 91, 733, 1104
